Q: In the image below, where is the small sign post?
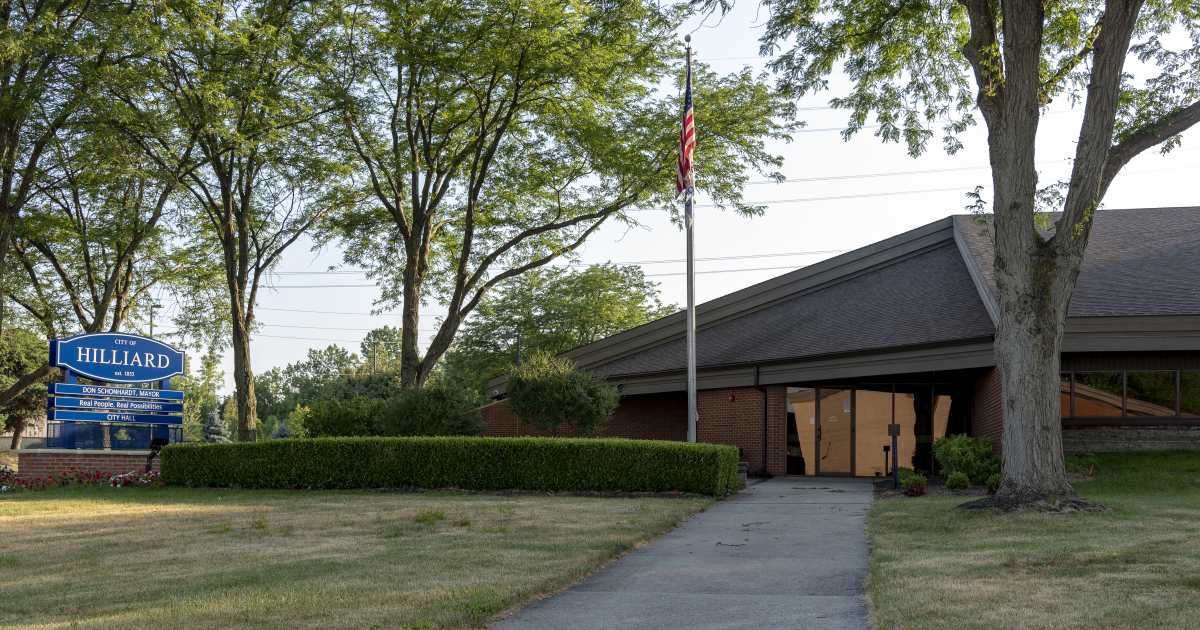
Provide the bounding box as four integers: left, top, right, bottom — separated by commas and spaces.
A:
889, 422, 901, 489
47, 333, 186, 450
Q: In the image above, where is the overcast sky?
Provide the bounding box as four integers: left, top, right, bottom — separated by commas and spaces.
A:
160, 4, 1200, 392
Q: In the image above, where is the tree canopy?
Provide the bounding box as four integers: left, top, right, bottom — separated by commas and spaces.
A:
324, 0, 795, 388
440, 264, 674, 398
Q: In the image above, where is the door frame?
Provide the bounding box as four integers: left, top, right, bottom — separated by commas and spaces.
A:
814, 388, 856, 477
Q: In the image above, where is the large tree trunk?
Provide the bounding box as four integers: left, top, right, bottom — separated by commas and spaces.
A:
993, 259, 1074, 501
230, 317, 257, 441
399, 246, 424, 388
9, 420, 23, 450
0, 210, 10, 334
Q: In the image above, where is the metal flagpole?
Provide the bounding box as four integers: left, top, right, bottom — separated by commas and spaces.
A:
684, 35, 698, 443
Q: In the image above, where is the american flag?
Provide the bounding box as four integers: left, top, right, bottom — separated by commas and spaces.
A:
676, 55, 695, 198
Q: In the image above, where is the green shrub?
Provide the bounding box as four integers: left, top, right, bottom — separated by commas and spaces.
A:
903, 476, 926, 497
986, 472, 1002, 494
932, 434, 999, 484
306, 397, 386, 437
306, 386, 482, 438
161, 436, 741, 496
945, 471, 970, 490
508, 352, 619, 436
320, 372, 402, 401
898, 468, 927, 490
376, 387, 483, 436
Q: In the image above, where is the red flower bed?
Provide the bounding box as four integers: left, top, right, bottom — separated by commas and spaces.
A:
0, 465, 162, 492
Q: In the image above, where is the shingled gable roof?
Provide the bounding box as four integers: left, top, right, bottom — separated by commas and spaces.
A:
955, 206, 1200, 319
562, 215, 995, 379
556, 205, 1200, 387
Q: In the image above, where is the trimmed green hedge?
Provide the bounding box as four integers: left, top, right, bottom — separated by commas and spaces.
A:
161, 437, 741, 497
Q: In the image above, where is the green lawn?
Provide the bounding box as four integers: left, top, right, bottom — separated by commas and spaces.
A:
868, 450, 1200, 630
0, 486, 709, 629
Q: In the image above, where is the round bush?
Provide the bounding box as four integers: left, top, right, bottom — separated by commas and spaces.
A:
376, 387, 483, 436
899, 468, 927, 496
508, 352, 619, 436
307, 386, 482, 437
945, 471, 970, 490
932, 434, 999, 483
306, 397, 386, 437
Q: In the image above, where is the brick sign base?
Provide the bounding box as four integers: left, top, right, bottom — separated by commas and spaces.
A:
15, 449, 158, 481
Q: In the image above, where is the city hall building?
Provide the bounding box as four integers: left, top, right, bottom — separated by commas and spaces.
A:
481, 206, 1200, 477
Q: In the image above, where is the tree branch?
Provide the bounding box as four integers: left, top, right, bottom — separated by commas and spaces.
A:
1040, 16, 1103, 105
0, 364, 58, 409
1102, 99, 1200, 195
958, 0, 1003, 125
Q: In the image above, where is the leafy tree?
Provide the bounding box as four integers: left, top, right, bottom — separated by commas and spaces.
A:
324, 0, 795, 389
253, 366, 291, 430
255, 345, 363, 428
273, 405, 310, 439
315, 372, 401, 402
176, 349, 224, 441
0, 1, 148, 334
0, 328, 50, 448
117, 0, 351, 440
728, 0, 1200, 507
360, 325, 404, 373
285, 346, 362, 402
9, 124, 203, 339
1, 122, 204, 410
440, 264, 673, 398
507, 352, 619, 437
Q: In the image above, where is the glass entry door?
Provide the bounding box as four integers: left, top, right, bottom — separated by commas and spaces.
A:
816, 389, 853, 475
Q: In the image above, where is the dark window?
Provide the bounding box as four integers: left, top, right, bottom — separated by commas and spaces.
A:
1125, 371, 1177, 416
1182, 372, 1200, 417
1073, 372, 1123, 417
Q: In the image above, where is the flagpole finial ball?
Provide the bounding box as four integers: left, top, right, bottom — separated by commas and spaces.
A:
684, 34, 691, 43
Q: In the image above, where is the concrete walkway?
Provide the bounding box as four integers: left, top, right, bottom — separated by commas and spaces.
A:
493, 477, 872, 630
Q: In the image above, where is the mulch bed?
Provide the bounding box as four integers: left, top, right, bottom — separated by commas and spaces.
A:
872, 476, 989, 499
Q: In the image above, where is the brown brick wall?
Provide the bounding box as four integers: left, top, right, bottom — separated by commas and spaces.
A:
972, 368, 1004, 454
480, 386, 787, 476
15, 450, 158, 480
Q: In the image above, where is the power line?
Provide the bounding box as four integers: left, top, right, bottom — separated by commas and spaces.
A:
256, 333, 364, 344
688, 185, 972, 208
258, 322, 440, 333
257, 305, 402, 316
268, 248, 851, 276
258, 262, 826, 289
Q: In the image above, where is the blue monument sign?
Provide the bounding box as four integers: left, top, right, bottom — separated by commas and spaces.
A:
47, 333, 186, 450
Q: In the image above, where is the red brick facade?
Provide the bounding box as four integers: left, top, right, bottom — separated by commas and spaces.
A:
480, 386, 787, 476
697, 386, 787, 476
972, 368, 1004, 453
15, 450, 158, 481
